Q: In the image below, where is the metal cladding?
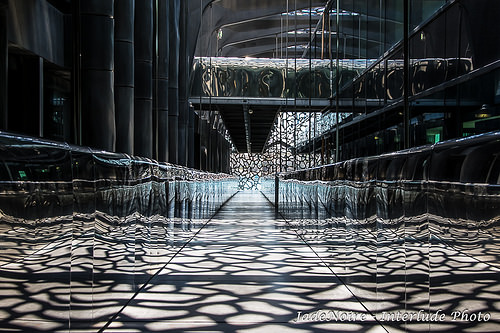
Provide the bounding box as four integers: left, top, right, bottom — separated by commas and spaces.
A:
168, 0, 180, 165
155, 0, 170, 162
0, 132, 238, 325
188, 104, 195, 168
80, 0, 116, 151
177, 0, 189, 167
191, 57, 474, 100
191, 57, 353, 99
262, 131, 500, 322
0, 5, 7, 129
134, 0, 153, 158
114, 0, 135, 155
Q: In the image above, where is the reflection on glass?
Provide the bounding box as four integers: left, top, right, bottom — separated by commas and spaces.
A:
0, 133, 238, 329
191, 57, 370, 99
262, 132, 500, 329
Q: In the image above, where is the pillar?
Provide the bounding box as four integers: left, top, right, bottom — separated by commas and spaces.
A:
168, 0, 180, 164
187, 105, 195, 168
193, 113, 201, 169
37, 57, 43, 137
177, 0, 188, 166
134, 0, 153, 158
114, 0, 134, 155
7, 54, 42, 136
155, 0, 169, 162
80, 0, 116, 151
200, 117, 209, 171
0, 0, 7, 130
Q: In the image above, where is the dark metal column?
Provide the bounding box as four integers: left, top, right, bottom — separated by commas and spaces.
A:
177, 0, 188, 166
72, 0, 82, 144
155, 0, 169, 162
200, 117, 208, 171
403, 0, 410, 149
210, 125, 218, 172
37, 57, 43, 137
208, 123, 217, 172
193, 113, 200, 169
80, 0, 116, 151
275, 175, 279, 216
223, 136, 230, 173
168, 0, 180, 164
114, 0, 134, 155
0, 0, 7, 130
335, 0, 340, 162
216, 132, 221, 173
7, 55, 41, 136
187, 104, 195, 168
134, 0, 153, 158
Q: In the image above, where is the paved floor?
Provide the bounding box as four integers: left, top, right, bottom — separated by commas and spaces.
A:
101, 191, 386, 332
2, 191, 499, 332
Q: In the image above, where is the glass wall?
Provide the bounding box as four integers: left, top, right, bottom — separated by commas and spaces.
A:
218, 0, 500, 168
285, 0, 499, 165
262, 132, 500, 330
190, 57, 367, 99
0, 132, 237, 331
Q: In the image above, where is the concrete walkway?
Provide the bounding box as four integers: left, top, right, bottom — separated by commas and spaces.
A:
102, 191, 386, 332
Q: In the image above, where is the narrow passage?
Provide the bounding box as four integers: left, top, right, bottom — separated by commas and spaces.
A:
104, 191, 386, 332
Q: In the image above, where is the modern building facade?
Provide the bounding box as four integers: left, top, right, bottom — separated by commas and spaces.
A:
1, 1, 499, 174
1, 0, 231, 173
1, 0, 500, 331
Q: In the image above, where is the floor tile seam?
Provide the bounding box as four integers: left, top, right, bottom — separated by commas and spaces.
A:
259, 191, 392, 333
96, 190, 240, 333
106, 319, 377, 324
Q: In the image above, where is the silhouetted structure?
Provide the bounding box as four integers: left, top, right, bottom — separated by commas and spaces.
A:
1, 1, 500, 331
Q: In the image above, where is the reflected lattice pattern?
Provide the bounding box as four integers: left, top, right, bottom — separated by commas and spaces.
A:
0, 133, 238, 331
230, 112, 322, 189
262, 132, 500, 330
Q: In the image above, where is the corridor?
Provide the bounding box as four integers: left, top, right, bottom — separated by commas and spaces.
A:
2, 181, 500, 332
94, 191, 383, 332
2, 1, 500, 332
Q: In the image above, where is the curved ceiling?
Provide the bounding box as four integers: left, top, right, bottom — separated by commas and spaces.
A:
195, 0, 403, 59
191, 0, 408, 153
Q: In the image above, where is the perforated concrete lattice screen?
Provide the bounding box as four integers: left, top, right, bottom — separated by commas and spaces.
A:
230, 111, 322, 190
